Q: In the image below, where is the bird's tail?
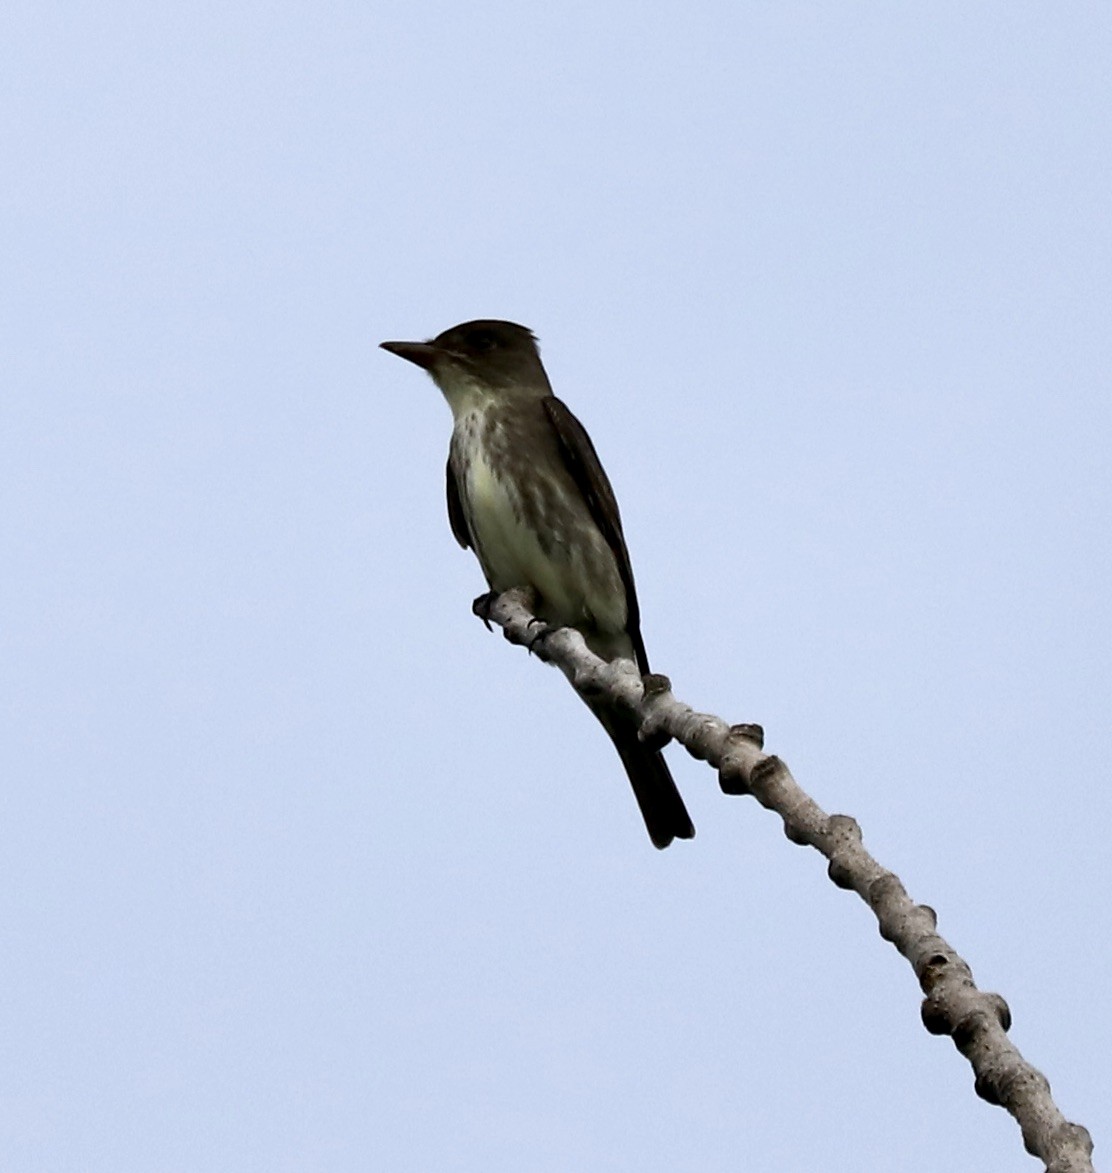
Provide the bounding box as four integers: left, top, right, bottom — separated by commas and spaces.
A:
591, 703, 695, 849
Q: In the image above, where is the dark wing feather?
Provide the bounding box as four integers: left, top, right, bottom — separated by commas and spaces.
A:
446, 456, 471, 550
542, 396, 650, 674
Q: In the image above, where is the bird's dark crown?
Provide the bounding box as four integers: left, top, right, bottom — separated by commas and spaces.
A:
431, 320, 548, 389
433, 319, 537, 358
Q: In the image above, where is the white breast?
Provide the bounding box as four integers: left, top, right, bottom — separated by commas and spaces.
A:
464, 445, 563, 599
454, 414, 627, 635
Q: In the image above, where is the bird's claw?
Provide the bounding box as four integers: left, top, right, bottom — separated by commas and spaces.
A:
524, 616, 554, 656
471, 591, 499, 631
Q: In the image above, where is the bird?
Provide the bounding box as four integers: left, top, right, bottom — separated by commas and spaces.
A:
380, 319, 694, 848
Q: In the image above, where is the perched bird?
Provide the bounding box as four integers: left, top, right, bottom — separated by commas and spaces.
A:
380, 320, 694, 848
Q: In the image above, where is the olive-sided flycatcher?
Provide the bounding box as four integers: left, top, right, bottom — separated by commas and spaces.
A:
380, 320, 694, 849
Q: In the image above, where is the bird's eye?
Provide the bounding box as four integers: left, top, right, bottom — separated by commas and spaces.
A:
468, 330, 497, 353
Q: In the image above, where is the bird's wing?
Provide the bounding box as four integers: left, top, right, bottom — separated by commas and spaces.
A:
445, 455, 472, 550
542, 395, 650, 674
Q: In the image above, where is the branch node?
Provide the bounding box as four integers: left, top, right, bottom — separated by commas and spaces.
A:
783, 818, 810, 845
866, 872, 903, 910
826, 813, 862, 842
718, 726, 764, 795
917, 951, 961, 991
827, 856, 856, 890
986, 992, 1012, 1032
750, 754, 784, 788
683, 713, 726, 762
1052, 1124, 1095, 1164
571, 662, 609, 697
719, 765, 750, 796
638, 710, 672, 750
729, 722, 764, 748
921, 994, 953, 1036
975, 1070, 1003, 1106
638, 725, 672, 752
953, 1009, 989, 1053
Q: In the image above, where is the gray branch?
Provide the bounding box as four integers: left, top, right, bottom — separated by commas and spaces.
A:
483, 588, 1095, 1173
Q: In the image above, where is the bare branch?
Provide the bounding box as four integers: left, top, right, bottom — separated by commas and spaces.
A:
485, 588, 1095, 1173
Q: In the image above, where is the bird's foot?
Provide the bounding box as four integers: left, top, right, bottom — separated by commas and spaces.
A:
641, 672, 672, 697
471, 591, 499, 631
524, 616, 555, 657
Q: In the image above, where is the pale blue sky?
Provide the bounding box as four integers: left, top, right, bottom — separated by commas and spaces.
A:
3, 3, 1110, 1170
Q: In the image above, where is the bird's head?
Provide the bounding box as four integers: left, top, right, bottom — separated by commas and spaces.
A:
380, 319, 551, 404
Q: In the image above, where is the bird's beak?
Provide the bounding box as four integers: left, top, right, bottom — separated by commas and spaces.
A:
380, 339, 441, 371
